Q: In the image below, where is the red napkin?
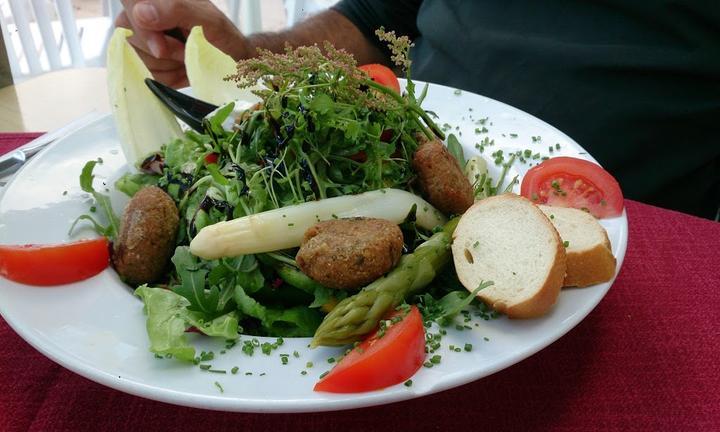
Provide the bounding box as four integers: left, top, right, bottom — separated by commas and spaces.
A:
0, 133, 43, 156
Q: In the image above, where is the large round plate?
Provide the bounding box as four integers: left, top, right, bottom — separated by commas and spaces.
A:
0, 82, 627, 412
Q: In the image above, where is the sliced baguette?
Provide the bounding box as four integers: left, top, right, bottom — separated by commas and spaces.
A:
538, 205, 616, 287
452, 194, 566, 318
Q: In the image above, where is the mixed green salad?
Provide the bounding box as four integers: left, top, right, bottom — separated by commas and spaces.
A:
82, 27, 510, 363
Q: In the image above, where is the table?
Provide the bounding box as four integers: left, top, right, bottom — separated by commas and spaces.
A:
0, 133, 719, 431
0, 68, 109, 132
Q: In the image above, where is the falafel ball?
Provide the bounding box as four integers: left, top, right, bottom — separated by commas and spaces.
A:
296, 218, 404, 290
113, 186, 179, 285
412, 137, 474, 215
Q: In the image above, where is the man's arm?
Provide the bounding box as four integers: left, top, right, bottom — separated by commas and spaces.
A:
117, 0, 387, 87
242, 9, 388, 66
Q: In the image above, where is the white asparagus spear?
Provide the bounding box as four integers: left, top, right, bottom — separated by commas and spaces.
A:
189, 188, 447, 259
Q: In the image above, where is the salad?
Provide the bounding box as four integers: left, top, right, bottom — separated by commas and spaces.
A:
97, 27, 502, 389
0, 25, 624, 395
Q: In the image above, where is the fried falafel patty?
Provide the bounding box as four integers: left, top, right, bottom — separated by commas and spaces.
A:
296, 218, 404, 290
412, 137, 474, 215
113, 186, 179, 285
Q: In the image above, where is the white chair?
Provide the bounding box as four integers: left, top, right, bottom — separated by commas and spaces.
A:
227, 0, 339, 33
0, 0, 86, 80
0, 0, 338, 83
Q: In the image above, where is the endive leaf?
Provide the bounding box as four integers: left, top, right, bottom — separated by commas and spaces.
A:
185, 26, 260, 105
106, 27, 183, 167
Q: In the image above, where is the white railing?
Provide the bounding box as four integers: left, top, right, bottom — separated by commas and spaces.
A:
1, 0, 337, 83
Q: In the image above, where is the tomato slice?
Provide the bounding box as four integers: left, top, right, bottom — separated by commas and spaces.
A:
359, 64, 401, 93
520, 156, 624, 218
314, 306, 425, 393
0, 238, 110, 286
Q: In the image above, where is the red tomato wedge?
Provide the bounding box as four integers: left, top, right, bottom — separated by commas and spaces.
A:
359, 64, 401, 93
0, 238, 110, 286
314, 306, 425, 393
520, 156, 624, 218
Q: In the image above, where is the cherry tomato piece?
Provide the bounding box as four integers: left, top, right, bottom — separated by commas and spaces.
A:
204, 153, 219, 165
359, 64, 401, 93
0, 238, 110, 286
314, 306, 425, 393
348, 151, 367, 163
520, 156, 624, 218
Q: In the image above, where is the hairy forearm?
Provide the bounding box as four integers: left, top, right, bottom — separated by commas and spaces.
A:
229, 9, 389, 66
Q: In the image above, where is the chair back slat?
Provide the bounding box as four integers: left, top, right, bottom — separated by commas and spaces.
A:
8, 0, 42, 75
56, 0, 85, 67
0, 7, 21, 81
108, 0, 122, 20
240, 0, 262, 34
30, 0, 62, 70
285, 0, 304, 27
228, 0, 241, 28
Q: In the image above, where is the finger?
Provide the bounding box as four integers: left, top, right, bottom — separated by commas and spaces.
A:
116, 9, 166, 62
119, 1, 168, 58
150, 69, 189, 89
134, 48, 185, 72
115, 10, 131, 29
127, 31, 186, 63
133, 0, 221, 32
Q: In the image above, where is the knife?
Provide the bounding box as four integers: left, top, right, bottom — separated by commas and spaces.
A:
0, 112, 104, 181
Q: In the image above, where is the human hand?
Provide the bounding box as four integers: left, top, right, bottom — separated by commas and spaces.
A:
116, 0, 250, 87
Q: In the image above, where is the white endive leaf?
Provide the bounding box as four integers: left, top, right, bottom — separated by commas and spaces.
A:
185, 26, 260, 106
107, 28, 183, 167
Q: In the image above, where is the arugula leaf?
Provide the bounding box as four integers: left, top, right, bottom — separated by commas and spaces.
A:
417, 280, 494, 325
447, 133, 465, 168
207, 102, 235, 132
70, 160, 120, 240
309, 93, 334, 115
171, 247, 220, 314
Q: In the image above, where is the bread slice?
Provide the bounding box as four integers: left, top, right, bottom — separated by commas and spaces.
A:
452, 194, 566, 318
538, 205, 616, 287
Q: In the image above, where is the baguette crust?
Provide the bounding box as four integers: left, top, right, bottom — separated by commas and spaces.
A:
564, 242, 616, 287
452, 194, 566, 318
538, 205, 616, 287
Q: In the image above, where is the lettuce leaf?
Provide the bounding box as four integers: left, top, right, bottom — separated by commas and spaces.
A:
234, 286, 323, 337
135, 286, 240, 361
115, 172, 160, 197
134, 285, 196, 361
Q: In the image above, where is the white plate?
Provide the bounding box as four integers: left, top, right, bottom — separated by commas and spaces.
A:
0, 82, 627, 412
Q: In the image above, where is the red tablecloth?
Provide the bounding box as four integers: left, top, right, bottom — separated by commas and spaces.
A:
1, 134, 718, 431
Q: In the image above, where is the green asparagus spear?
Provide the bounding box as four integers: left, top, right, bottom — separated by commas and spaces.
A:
310, 218, 458, 347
